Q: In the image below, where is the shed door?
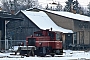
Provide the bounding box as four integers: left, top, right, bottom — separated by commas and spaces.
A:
79, 31, 84, 45
65, 33, 73, 45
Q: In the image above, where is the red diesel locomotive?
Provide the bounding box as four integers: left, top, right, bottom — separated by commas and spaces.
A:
26, 29, 63, 56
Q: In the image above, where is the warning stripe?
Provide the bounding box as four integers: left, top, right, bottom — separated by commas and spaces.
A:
26, 40, 62, 43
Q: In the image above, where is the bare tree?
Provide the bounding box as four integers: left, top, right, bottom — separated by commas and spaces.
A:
1, 0, 10, 12
1, 0, 39, 14
87, 2, 90, 16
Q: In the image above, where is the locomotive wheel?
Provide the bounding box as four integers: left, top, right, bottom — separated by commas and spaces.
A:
55, 50, 60, 54
60, 49, 63, 55
50, 53, 55, 57
55, 49, 63, 55
41, 55, 46, 57
51, 54, 54, 57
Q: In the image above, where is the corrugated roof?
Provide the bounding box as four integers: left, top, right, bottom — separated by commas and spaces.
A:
45, 10, 90, 21
21, 10, 73, 33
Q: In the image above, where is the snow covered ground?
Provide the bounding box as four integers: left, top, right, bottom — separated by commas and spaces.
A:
0, 50, 90, 60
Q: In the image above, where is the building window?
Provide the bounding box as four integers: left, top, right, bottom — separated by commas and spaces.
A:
79, 23, 89, 29
84, 24, 88, 29
56, 33, 61, 40
73, 32, 77, 44
79, 24, 82, 28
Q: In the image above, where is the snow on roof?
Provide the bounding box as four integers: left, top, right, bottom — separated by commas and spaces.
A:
21, 10, 73, 33
45, 10, 90, 21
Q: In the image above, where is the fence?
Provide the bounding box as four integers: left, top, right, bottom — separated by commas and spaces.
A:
0, 40, 26, 50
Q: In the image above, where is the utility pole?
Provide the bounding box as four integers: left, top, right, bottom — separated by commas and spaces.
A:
5, 20, 6, 50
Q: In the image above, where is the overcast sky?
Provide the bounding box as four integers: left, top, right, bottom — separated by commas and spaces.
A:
38, 0, 90, 8
0, 0, 89, 8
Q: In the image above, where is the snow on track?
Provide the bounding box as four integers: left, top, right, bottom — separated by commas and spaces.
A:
0, 50, 90, 60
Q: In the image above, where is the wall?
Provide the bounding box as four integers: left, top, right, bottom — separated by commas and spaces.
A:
0, 30, 1, 49
74, 20, 90, 45
84, 31, 89, 45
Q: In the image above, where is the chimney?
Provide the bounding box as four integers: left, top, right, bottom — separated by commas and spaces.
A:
73, 10, 76, 14
51, 28, 52, 31
11, 10, 15, 14
0, 7, 2, 11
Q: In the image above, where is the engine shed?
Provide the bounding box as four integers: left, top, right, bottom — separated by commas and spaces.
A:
0, 11, 22, 49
